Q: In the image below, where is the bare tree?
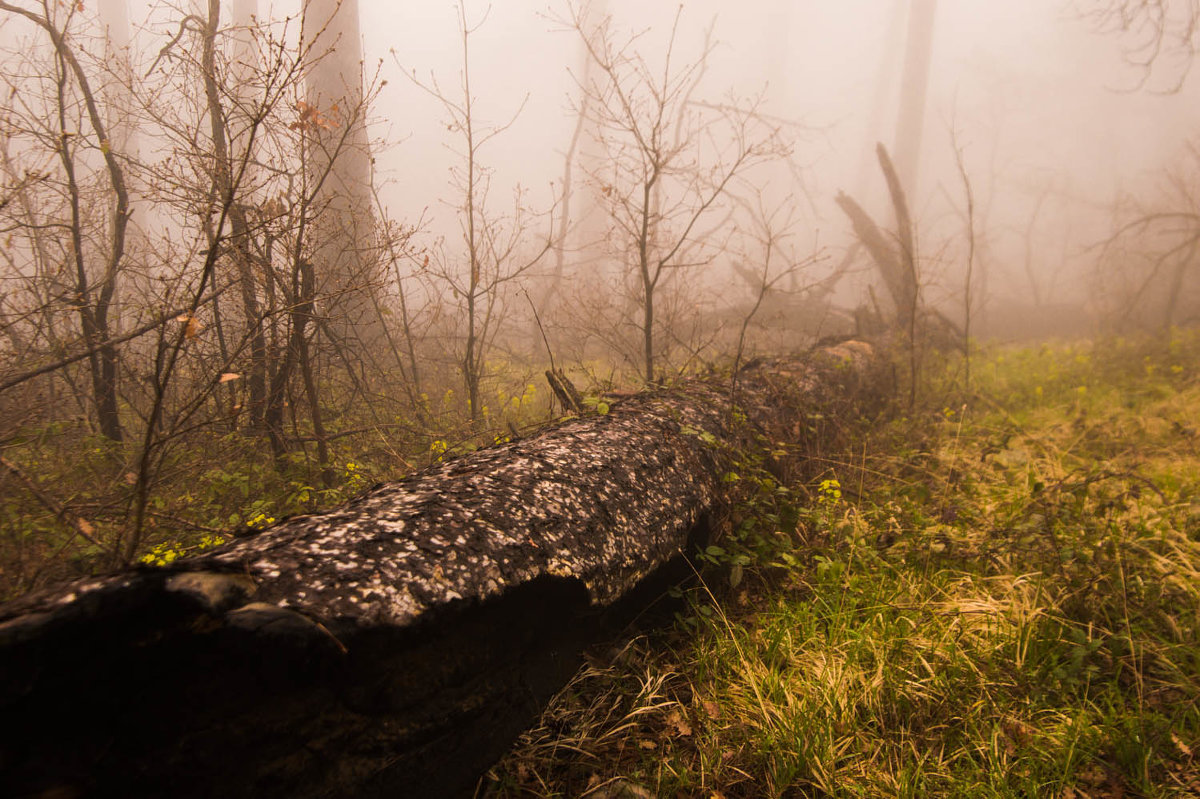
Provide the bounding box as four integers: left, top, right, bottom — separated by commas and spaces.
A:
837, 143, 967, 409
726, 191, 823, 389
1075, 0, 1200, 87
117, 1, 323, 560
1018, 180, 1054, 308
563, 2, 786, 383
192, 0, 270, 429
403, 6, 553, 425
1092, 141, 1200, 330
950, 127, 977, 389
0, 0, 430, 588
0, 0, 132, 442
539, 7, 598, 354
1072, 2, 1200, 329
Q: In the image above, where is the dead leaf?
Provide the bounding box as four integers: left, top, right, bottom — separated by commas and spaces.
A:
666, 709, 692, 737
219, 373, 240, 383
1172, 731, 1193, 758
176, 313, 200, 339
638, 740, 656, 750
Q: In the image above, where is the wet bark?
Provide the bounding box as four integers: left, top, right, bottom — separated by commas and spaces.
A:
0, 341, 884, 798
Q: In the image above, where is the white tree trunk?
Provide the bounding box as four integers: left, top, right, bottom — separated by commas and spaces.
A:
892, 0, 938, 196
301, 0, 380, 349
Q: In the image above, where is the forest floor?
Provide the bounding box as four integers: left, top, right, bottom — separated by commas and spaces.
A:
484, 333, 1200, 798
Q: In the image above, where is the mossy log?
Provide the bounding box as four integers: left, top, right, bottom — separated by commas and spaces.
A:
0, 341, 883, 798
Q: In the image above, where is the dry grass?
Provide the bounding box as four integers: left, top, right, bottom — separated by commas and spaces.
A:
485, 333, 1200, 798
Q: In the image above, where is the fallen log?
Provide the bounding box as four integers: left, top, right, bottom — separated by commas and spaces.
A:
0, 341, 884, 798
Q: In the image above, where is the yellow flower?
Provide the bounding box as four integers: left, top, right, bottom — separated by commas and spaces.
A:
818, 478, 842, 502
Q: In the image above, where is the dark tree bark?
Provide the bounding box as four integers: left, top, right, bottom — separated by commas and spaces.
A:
201, 0, 269, 428
0, 342, 884, 798
835, 144, 919, 331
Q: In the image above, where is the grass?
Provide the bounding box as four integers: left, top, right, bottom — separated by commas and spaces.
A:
485, 332, 1200, 798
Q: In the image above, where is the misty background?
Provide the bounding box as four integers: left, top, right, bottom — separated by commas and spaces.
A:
374, 0, 1200, 331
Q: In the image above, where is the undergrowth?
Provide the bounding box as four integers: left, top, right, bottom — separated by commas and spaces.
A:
0, 365, 562, 598
485, 332, 1200, 798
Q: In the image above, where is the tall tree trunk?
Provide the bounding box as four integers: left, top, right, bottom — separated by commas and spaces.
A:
642, 279, 655, 383
301, 0, 380, 350
536, 31, 595, 359
93, 1, 133, 444
98, 0, 137, 337
202, 0, 269, 428
856, 0, 909, 195
892, 0, 938, 196
569, 0, 609, 285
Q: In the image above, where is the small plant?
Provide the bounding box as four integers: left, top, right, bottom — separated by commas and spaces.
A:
139, 533, 228, 567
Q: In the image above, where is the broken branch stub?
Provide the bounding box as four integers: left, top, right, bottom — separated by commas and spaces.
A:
835, 143, 920, 330
0, 341, 883, 798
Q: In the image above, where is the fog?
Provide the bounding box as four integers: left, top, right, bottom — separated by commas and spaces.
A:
5, 0, 1195, 328
361, 0, 1200, 320
378, 0, 1188, 196
2, 0, 1199, 452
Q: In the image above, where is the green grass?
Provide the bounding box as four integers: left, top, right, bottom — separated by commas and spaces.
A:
486, 332, 1200, 798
